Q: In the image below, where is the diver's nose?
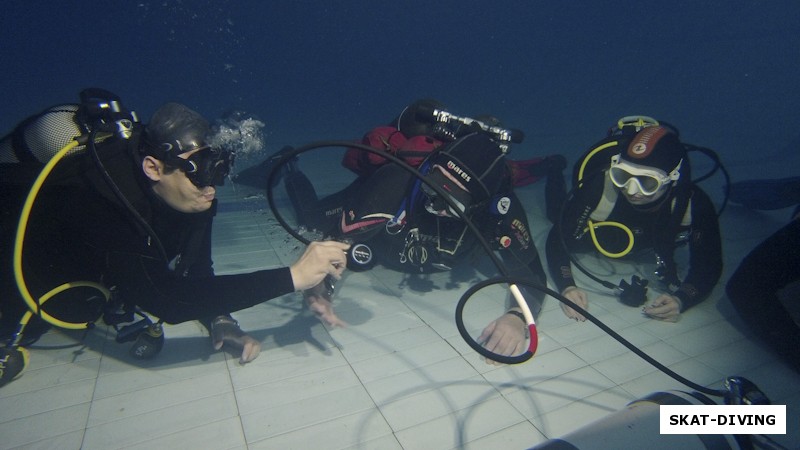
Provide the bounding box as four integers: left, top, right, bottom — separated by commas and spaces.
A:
626, 180, 641, 195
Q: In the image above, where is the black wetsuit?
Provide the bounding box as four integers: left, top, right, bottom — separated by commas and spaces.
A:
545, 172, 723, 311
727, 216, 800, 372
1, 130, 294, 337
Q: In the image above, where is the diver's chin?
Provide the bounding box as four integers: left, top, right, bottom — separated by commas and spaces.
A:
624, 194, 650, 205
623, 190, 665, 206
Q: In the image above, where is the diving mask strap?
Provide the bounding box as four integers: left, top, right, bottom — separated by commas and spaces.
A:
613, 116, 660, 134
667, 159, 682, 182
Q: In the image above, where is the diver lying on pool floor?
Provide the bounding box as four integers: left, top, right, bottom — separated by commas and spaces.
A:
545, 117, 723, 322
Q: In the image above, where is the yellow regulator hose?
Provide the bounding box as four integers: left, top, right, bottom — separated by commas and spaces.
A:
13, 138, 111, 329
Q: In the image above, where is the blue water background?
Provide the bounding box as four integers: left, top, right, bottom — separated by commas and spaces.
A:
2, 1, 798, 180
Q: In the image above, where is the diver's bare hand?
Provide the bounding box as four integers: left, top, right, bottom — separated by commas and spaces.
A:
643, 293, 681, 322
304, 284, 347, 328
560, 286, 588, 322
290, 241, 350, 291
477, 312, 527, 365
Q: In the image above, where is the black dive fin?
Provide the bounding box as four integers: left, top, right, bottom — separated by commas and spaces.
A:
232, 146, 296, 189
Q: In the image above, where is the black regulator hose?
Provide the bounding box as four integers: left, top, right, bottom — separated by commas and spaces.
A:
265, 140, 729, 398
266, 141, 541, 363
557, 173, 621, 292
686, 144, 731, 216
86, 127, 169, 264
456, 276, 727, 398
266, 141, 512, 276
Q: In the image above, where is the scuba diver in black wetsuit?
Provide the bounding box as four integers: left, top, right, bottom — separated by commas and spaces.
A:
546, 118, 723, 323
727, 204, 800, 374
272, 103, 552, 361
725, 169, 800, 373
0, 91, 349, 387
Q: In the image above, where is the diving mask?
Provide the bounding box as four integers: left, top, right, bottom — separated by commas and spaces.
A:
421, 165, 472, 218
609, 155, 681, 196
168, 146, 235, 187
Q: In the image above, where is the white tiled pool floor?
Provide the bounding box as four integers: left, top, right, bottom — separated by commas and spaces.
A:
1, 181, 798, 450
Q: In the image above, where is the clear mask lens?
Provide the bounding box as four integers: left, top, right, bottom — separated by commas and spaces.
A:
609, 168, 661, 195
609, 163, 669, 196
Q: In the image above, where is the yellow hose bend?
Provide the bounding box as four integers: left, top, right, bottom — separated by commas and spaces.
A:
585, 219, 634, 258
13, 138, 111, 329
